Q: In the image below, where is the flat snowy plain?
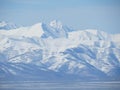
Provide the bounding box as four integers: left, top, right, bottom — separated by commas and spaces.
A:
0, 81, 120, 90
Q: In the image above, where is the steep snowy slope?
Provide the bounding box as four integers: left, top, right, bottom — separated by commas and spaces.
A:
0, 21, 120, 81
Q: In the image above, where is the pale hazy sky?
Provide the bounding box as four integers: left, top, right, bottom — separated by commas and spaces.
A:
0, 0, 120, 33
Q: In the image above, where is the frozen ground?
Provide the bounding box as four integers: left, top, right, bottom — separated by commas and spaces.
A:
0, 81, 120, 90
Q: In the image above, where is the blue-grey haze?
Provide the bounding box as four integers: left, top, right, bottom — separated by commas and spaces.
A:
0, 0, 120, 33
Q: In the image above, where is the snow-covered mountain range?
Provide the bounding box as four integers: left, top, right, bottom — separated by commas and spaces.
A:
0, 20, 120, 81
0, 21, 18, 30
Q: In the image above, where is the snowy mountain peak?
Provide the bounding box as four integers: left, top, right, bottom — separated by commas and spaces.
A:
85, 29, 100, 34
23, 22, 44, 37
0, 21, 17, 30
49, 20, 62, 29
0, 21, 7, 27
85, 29, 110, 40
30, 22, 43, 29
